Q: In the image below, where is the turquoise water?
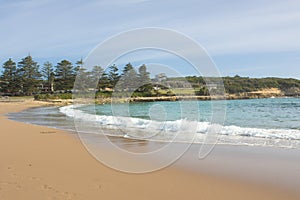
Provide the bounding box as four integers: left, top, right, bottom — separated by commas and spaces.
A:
226, 98, 299, 130
80, 101, 212, 122
8, 97, 300, 148
78, 98, 300, 130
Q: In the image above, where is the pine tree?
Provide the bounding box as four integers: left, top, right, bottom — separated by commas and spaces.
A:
73, 59, 90, 92
108, 64, 120, 88
91, 66, 104, 90
74, 67, 91, 92
41, 61, 54, 92
18, 56, 41, 95
54, 60, 74, 91
119, 63, 138, 91
99, 71, 110, 90
122, 63, 134, 75
0, 58, 19, 94
74, 58, 83, 74
138, 64, 152, 92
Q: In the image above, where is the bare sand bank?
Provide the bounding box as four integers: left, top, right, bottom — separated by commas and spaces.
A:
0, 100, 299, 199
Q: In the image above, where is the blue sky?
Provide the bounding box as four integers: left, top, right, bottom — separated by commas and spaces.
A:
0, 0, 300, 78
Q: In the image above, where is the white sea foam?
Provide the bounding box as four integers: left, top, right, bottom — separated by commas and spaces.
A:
59, 105, 300, 147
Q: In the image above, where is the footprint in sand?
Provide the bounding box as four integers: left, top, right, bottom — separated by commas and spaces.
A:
0, 181, 21, 190
42, 184, 53, 190
41, 184, 77, 200
29, 176, 42, 181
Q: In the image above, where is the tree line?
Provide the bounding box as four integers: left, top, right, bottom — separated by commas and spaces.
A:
0, 56, 152, 96
1, 56, 299, 97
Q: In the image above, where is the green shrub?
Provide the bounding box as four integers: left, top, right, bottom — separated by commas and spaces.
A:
34, 93, 72, 100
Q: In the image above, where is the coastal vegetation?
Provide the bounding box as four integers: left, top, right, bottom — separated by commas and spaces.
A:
168, 76, 300, 97
0, 56, 299, 101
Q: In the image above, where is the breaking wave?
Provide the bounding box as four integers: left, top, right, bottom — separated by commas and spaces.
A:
59, 105, 300, 148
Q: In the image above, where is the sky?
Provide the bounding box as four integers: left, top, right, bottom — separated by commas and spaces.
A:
0, 0, 300, 78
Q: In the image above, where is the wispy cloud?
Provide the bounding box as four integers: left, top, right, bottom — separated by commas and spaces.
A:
170, 0, 300, 55
0, 0, 299, 78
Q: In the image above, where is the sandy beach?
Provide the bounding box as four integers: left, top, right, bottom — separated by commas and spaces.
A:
1, 100, 300, 200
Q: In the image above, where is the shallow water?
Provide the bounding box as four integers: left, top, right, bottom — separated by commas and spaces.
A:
8, 97, 300, 149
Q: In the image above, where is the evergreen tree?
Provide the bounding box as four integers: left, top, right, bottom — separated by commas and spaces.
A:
18, 56, 41, 95
91, 66, 104, 90
54, 60, 74, 91
0, 58, 19, 94
108, 64, 120, 89
138, 64, 152, 92
73, 59, 90, 91
41, 61, 54, 92
74, 67, 91, 92
122, 63, 134, 75
119, 63, 138, 91
138, 64, 150, 82
74, 58, 83, 74
99, 71, 110, 90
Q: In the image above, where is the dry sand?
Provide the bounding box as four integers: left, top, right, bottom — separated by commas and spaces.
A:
0, 100, 299, 200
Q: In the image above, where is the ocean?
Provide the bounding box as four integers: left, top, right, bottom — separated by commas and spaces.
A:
8, 97, 300, 149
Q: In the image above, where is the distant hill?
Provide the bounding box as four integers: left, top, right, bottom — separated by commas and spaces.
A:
165, 76, 300, 97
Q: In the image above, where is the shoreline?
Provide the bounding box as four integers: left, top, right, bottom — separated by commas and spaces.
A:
29, 94, 299, 105
2, 92, 298, 106
1, 100, 300, 199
